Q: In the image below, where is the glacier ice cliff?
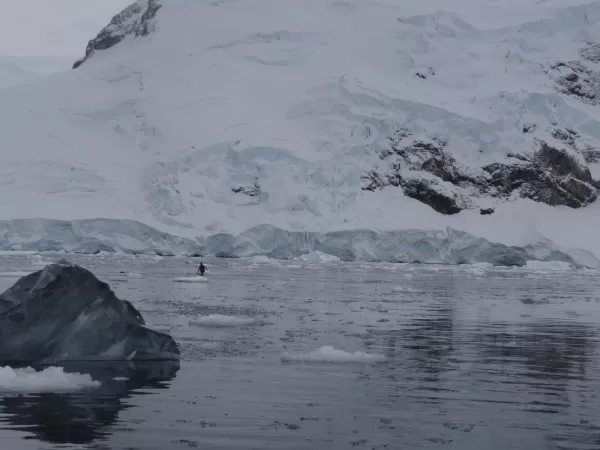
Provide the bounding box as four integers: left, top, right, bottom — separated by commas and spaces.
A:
0, 218, 597, 269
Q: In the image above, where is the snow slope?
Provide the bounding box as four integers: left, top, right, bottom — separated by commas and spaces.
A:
0, 56, 72, 90
0, 0, 132, 58
1, 0, 600, 263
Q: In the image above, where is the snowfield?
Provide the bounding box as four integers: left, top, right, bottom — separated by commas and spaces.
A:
1, 0, 599, 265
0, 56, 73, 90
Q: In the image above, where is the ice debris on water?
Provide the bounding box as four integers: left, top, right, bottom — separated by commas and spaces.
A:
173, 276, 209, 283
297, 251, 341, 263
281, 346, 386, 363
0, 366, 100, 393
189, 314, 256, 327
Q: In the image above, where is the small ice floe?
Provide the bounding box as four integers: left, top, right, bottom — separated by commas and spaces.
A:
173, 276, 208, 283
189, 314, 255, 327
298, 251, 341, 263
0, 366, 100, 393
281, 346, 386, 363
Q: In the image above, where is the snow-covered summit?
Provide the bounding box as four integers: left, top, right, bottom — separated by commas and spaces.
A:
0, 0, 599, 263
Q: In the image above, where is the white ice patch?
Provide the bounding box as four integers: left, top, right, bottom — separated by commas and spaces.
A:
298, 251, 341, 263
467, 262, 494, 269
525, 260, 575, 271
189, 314, 255, 327
173, 276, 209, 283
281, 346, 386, 363
392, 286, 417, 293
0, 366, 100, 393
199, 341, 220, 350
127, 272, 143, 278
247, 255, 279, 264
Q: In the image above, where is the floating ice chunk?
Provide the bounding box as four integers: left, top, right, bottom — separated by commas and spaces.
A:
199, 341, 219, 349
248, 255, 279, 264
298, 251, 341, 263
112, 376, 129, 381
392, 286, 417, 292
173, 276, 209, 283
465, 267, 485, 276
525, 260, 574, 271
127, 272, 143, 278
0, 366, 100, 393
281, 346, 386, 363
189, 314, 255, 327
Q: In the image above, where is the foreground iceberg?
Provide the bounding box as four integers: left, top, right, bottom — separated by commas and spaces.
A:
0, 260, 179, 364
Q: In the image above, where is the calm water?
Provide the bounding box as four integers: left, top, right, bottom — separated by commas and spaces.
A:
0, 253, 599, 450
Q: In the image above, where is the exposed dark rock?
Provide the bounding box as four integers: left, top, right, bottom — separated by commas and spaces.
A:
582, 147, 600, 164
402, 179, 464, 215
361, 130, 487, 213
522, 124, 536, 134
483, 142, 597, 208
362, 129, 598, 213
232, 183, 260, 197
73, 0, 162, 69
551, 128, 578, 146
480, 208, 494, 215
507, 152, 530, 162
549, 59, 600, 105
550, 127, 600, 164
580, 42, 600, 63
0, 260, 179, 364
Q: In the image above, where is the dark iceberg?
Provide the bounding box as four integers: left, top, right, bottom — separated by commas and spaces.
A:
0, 260, 179, 364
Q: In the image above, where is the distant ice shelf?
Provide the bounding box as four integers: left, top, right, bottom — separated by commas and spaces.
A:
0, 218, 597, 268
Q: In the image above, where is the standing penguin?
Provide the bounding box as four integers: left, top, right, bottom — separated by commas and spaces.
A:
198, 261, 206, 276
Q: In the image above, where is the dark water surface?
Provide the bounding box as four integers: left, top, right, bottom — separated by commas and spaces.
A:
0, 253, 599, 449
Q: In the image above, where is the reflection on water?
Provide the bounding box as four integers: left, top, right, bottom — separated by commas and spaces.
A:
0, 254, 599, 449
0, 362, 179, 445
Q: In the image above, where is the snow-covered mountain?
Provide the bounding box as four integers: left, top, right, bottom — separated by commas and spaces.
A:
1, 0, 600, 265
0, 56, 72, 89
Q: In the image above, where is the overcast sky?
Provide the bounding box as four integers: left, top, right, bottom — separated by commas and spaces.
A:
0, 0, 132, 57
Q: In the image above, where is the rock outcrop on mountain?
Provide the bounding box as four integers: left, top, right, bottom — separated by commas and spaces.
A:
0, 260, 179, 364
73, 0, 162, 69
362, 127, 600, 215
547, 42, 600, 105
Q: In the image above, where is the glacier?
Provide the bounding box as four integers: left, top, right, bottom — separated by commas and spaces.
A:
0, 0, 599, 264
0, 218, 597, 268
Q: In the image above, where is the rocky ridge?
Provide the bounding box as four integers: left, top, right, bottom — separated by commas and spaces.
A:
362, 126, 600, 215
